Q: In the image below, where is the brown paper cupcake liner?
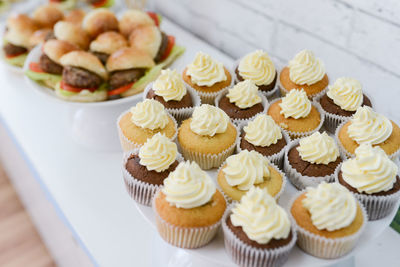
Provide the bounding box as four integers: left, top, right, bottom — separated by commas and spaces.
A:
334, 164, 400, 220
335, 119, 400, 160
178, 124, 239, 170
216, 160, 287, 204
222, 205, 297, 267
183, 68, 234, 105
236, 122, 291, 168
214, 88, 269, 126
283, 139, 342, 190
152, 190, 226, 249
288, 190, 367, 259
233, 59, 280, 101
268, 98, 325, 140
116, 110, 178, 152
122, 149, 184, 206
143, 82, 202, 122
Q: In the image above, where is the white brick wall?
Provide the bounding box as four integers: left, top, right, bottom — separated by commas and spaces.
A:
154, 0, 400, 122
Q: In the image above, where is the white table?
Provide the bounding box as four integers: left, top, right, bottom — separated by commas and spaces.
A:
0, 19, 399, 267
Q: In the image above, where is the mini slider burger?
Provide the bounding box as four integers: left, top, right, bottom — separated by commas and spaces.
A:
63, 9, 85, 26
106, 47, 155, 99
53, 21, 90, 50
26, 39, 79, 89
29, 29, 53, 48
89, 31, 127, 64
32, 4, 64, 29
82, 9, 118, 38
86, 0, 114, 8
119, 9, 160, 38
56, 51, 108, 102
3, 14, 37, 67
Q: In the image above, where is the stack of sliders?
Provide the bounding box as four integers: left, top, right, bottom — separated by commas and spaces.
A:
21, 6, 184, 102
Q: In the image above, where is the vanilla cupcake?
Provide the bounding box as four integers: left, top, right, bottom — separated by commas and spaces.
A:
315, 77, 373, 132
215, 80, 268, 124
238, 114, 290, 167
182, 52, 232, 104
123, 133, 181, 206
290, 182, 366, 259
267, 89, 323, 139
178, 104, 237, 169
222, 187, 296, 267
217, 150, 286, 202
279, 50, 329, 99
235, 50, 278, 99
284, 132, 342, 190
153, 161, 226, 248
336, 144, 400, 220
336, 106, 400, 159
117, 99, 177, 151
145, 69, 201, 121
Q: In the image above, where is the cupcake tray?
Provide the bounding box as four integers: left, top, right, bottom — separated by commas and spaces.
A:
135, 168, 400, 267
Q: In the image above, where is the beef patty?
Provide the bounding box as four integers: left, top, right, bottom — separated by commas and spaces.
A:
92, 51, 109, 65
154, 32, 168, 63
62, 66, 103, 88
3, 43, 27, 57
109, 68, 145, 90
39, 54, 63, 75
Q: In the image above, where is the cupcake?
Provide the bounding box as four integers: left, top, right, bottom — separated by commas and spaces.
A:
290, 182, 366, 259
217, 150, 286, 202
336, 106, 400, 159
144, 69, 201, 121
123, 133, 181, 206
182, 52, 232, 104
222, 187, 296, 267
117, 99, 177, 151
279, 50, 329, 99
336, 144, 400, 220
284, 132, 342, 190
315, 77, 373, 132
267, 89, 323, 139
178, 104, 237, 169
215, 80, 268, 124
238, 114, 290, 167
153, 161, 226, 248
235, 50, 278, 99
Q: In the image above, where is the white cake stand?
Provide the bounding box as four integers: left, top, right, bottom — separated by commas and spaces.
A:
135, 168, 400, 267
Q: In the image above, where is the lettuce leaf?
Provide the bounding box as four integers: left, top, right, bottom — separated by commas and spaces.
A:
97, 0, 114, 8
5, 53, 27, 67
25, 70, 62, 89
159, 45, 185, 68
56, 82, 107, 97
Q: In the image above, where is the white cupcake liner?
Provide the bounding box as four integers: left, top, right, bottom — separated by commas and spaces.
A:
236, 122, 291, 168
283, 139, 342, 190
233, 59, 280, 101
178, 123, 239, 170
313, 92, 374, 134
122, 149, 184, 206
268, 98, 325, 140
217, 160, 287, 203
143, 82, 202, 122
288, 190, 367, 259
335, 119, 400, 160
334, 164, 400, 220
116, 110, 178, 152
222, 205, 297, 267
214, 88, 269, 126
277, 70, 328, 100
183, 67, 234, 105
152, 189, 226, 249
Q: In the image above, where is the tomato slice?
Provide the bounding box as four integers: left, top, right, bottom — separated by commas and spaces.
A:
29, 62, 44, 73
147, 12, 160, 27
5, 51, 26, 59
161, 36, 175, 61
92, 0, 107, 8
108, 82, 133, 96
60, 80, 97, 93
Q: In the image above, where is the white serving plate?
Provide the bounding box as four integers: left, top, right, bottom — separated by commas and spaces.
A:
136, 168, 400, 267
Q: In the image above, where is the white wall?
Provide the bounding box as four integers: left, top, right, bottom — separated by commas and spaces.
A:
155, 0, 400, 122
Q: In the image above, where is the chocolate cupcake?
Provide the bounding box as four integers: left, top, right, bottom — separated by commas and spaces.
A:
238, 114, 289, 167
123, 133, 182, 206
144, 69, 201, 121
235, 50, 278, 99
222, 187, 296, 267
215, 80, 268, 124
336, 144, 400, 220
284, 132, 342, 190
315, 77, 373, 133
